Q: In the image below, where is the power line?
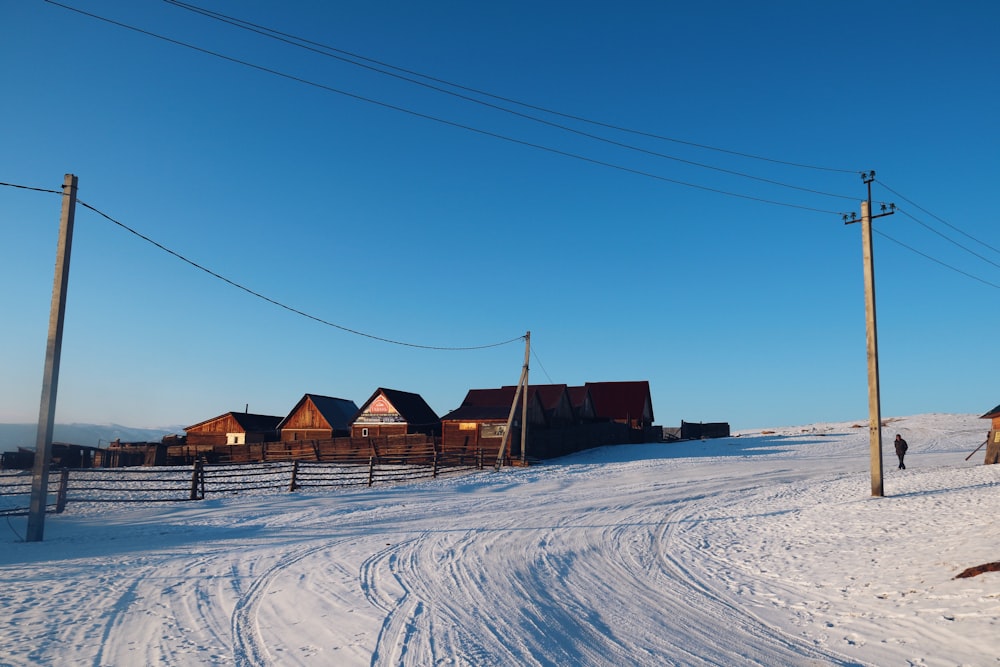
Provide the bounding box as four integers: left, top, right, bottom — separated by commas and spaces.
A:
875, 178, 1000, 256
44, 0, 844, 215
896, 206, 1000, 272
530, 346, 554, 385
1, 181, 524, 350
874, 228, 1000, 291
163, 0, 858, 201
165, 0, 857, 175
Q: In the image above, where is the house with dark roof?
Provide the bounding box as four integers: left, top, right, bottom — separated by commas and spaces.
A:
184, 411, 282, 447
278, 394, 359, 442
351, 388, 440, 438
981, 403, 1000, 464
583, 381, 654, 430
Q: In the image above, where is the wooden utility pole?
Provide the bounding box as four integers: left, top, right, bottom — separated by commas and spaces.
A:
494, 332, 530, 471
26, 174, 78, 542
844, 171, 894, 497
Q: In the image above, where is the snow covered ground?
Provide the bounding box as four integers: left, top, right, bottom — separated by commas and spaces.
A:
1, 413, 997, 666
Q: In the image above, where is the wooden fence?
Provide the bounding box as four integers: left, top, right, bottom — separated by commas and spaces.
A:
0, 444, 485, 513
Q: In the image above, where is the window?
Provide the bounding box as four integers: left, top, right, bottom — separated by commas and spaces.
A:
362, 427, 369, 437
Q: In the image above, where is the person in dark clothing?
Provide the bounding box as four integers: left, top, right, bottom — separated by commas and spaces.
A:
894, 434, 908, 469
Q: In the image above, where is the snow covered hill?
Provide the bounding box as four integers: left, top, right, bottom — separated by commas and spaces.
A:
1, 413, 996, 666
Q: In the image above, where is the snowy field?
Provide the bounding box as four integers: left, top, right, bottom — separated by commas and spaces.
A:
1, 413, 997, 666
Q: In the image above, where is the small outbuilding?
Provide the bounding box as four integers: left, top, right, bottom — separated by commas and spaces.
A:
279, 394, 359, 442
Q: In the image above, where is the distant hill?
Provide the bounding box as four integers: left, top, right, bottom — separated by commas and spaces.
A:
0, 423, 183, 452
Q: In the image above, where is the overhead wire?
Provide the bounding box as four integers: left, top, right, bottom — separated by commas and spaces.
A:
165, 0, 857, 175
876, 178, 1000, 256
162, 0, 858, 202
874, 228, 1000, 291
43, 0, 845, 215
0, 181, 523, 350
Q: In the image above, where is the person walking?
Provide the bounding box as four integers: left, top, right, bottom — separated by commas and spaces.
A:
894, 433, 908, 469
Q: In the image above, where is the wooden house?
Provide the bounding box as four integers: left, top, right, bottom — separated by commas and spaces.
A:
502, 384, 575, 427
278, 394, 359, 442
584, 381, 654, 430
350, 388, 440, 438
184, 411, 282, 447
440, 387, 546, 455
981, 403, 1000, 464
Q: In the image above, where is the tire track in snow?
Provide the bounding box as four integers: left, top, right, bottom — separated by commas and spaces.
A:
231, 540, 344, 667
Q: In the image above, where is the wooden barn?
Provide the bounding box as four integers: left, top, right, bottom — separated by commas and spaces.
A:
981, 403, 1000, 464
350, 388, 440, 438
184, 411, 282, 447
583, 381, 654, 430
278, 394, 359, 442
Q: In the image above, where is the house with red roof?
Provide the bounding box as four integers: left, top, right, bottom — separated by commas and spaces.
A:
583, 381, 654, 430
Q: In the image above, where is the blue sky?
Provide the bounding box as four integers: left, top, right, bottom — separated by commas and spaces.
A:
2, 0, 998, 431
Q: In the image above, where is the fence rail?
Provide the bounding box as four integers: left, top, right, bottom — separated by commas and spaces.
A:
0, 470, 65, 516
0, 445, 486, 512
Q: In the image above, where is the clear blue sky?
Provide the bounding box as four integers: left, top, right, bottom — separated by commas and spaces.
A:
2, 1, 998, 431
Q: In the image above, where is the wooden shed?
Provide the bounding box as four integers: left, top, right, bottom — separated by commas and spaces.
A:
584, 381, 655, 430
184, 411, 282, 447
279, 394, 359, 442
350, 387, 440, 439
981, 403, 1000, 465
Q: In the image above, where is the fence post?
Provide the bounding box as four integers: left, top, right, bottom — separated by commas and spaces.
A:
190, 459, 203, 500
368, 456, 375, 487
432, 449, 439, 477
477, 446, 483, 470
289, 460, 299, 492
55, 469, 69, 513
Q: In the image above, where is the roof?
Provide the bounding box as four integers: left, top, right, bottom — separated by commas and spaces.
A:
980, 404, 1000, 419
354, 388, 440, 425
584, 381, 654, 422
278, 394, 360, 431
566, 386, 591, 409
501, 384, 569, 412
461, 388, 518, 407
184, 411, 282, 432
440, 405, 512, 421
231, 413, 283, 432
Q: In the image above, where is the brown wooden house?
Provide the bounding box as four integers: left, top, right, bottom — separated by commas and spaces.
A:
584, 381, 654, 430
278, 394, 359, 442
184, 411, 282, 447
981, 403, 1000, 464
350, 388, 440, 438
440, 387, 546, 457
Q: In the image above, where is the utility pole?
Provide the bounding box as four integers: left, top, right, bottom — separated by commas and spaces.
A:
494, 331, 530, 471
844, 171, 894, 497
26, 174, 78, 542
